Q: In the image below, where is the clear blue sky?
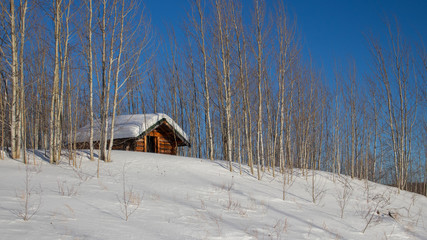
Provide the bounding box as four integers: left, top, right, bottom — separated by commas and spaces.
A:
144, 0, 427, 84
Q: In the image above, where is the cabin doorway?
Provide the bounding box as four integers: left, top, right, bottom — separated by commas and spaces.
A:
147, 136, 157, 153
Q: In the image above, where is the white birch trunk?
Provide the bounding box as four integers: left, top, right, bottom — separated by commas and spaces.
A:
107, 0, 126, 163
50, 0, 62, 164
10, 0, 21, 159
195, 0, 214, 161
88, 0, 94, 161
19, 0, 28, 164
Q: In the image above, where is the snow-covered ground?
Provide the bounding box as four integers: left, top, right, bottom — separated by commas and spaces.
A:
0, 151, 426, 239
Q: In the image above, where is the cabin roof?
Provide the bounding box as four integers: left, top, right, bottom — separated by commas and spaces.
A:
74, 113, 189, 145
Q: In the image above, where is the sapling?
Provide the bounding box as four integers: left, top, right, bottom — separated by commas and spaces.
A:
13, 165, 41, 221
117, 161, 142, 221
271, 218, 288, 239
360, 191, 391, 233
283, 168, 295, 201
306, 170, 326, 204
57, 178, 79, 196
335, 176, 353, 218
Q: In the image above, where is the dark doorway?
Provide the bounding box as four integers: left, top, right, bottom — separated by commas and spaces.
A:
147, 136, 157, 153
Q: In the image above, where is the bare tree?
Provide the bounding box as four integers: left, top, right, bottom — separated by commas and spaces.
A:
0, 44, 6, 159
86, 0, 94, 161
213, 0, 233, 171
252, 0, 266, 180
50, 0, 72, 164
368, 76, 379, 181
275, 1, 297, 177
418, 41, 427, 196
0, 0, 21, 160
332, 67, 342, 177
192, 0, 214, 161
348, 61, 357, 178
19, 0, 28, 164
149, 61, 159, 114
0, 68, 5, 160
368, 21, 417, 191
98, 0, 111, 162
229, 0, 254, 174
49, 0, 61, 164
107, 0, 151, 162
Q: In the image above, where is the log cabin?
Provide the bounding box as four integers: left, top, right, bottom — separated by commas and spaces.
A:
74, 113, 190, 155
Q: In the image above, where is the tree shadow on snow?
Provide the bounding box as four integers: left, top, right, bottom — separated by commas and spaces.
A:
212, 160, 257, 179
30, 149, 50, 163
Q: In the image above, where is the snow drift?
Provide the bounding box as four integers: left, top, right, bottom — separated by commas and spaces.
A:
0, 151, 426, 239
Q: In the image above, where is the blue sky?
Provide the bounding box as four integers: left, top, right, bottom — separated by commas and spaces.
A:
144, 0, 427, 84
288, 0, 427, 81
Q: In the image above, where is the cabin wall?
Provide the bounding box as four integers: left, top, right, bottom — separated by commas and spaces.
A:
135, 129, 177, 155
75, 139, 133, 151
76, 129, 180, 155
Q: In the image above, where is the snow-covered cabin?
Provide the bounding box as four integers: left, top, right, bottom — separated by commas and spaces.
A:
75, 113, 190, 155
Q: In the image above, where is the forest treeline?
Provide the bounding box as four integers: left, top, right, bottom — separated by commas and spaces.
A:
0, 0, 426, 195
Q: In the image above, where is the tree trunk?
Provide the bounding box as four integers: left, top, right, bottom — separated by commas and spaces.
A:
49, 0, 62, 164
87, 0, 94, 161
19, 0, 28, 164
10, 0, 21, 160
195, 0, 214, 161
107, 0, 126, 163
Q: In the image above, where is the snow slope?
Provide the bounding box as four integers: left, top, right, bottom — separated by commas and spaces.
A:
0, 151, 426, 239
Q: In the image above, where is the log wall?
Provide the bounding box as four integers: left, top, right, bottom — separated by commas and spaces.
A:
76, 123, 182, 156
134, 129, 177, 155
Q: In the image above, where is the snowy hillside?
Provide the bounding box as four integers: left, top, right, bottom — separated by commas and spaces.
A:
0, 151, 426, 239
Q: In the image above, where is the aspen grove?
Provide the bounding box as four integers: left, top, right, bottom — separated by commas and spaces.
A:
0, 0, 426, 196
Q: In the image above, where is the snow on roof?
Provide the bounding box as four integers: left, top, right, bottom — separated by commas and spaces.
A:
75, 113, 188, 143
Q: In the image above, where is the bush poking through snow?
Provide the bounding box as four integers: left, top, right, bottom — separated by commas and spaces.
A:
306, 171, 326, 204
282, 169, 295, 201
271, 218, 288, 239
57, 179, 79, 196
117, 161, 142, 221
360, 190, 392, 233
335, 176, 353, 218
72, 165, 91, 182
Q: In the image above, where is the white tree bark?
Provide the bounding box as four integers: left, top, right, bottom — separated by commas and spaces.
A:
19, 0, 28, 164
194, 0, 214, 161
9, 0, 21, 160
49, 0, 62, 164
214, 0, 232, 171
87, 0, 94, 161
254, 0, 265, 180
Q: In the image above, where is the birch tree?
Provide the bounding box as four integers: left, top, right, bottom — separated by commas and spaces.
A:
86, 0, 94, 161
4, 0, 21, 160
49, 0, 61, 164
98, 0, 111, 162
213, 0, 233, 171
50, 0, 72, 164
0, 66, 5, 160
253, 0, 266, 180
98, 0, 151, 163
191, 0, 214, 161
19, 0, 28, 164
348, 61, 357, 178
275, 1, 297, 176
0, 5, 6, 160
368, 21, 417, 191
230, 0, 254, 174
